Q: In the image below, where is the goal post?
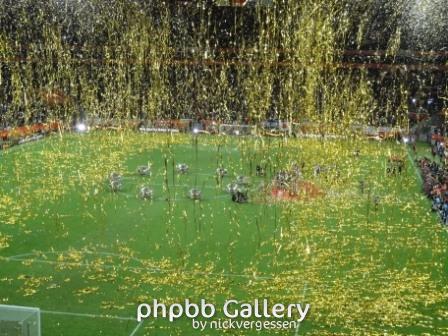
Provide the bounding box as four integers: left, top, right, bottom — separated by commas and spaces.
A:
0, 305, 41, 336
218, 124, 257, 136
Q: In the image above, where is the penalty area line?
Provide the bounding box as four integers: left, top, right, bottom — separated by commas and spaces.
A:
294, 282, 308, 336
129, 321, 144, 336
1, 255, 273, 281
41, 309, 135, 321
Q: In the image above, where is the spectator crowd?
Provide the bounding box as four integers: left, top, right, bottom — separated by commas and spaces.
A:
418, 155, 448, 225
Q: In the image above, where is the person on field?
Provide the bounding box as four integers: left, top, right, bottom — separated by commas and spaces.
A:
432, 145, 437, 160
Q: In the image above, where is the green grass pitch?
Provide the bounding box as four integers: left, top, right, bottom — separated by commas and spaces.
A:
0, 132, 447, 335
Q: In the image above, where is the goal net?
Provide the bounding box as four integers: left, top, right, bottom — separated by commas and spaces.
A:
0, 305, 41, 336
218, 124, 257, 136
291, 122, 321, 136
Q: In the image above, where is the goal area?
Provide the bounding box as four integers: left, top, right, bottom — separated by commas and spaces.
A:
218, 124, 257, 136
0, 305, 41, 336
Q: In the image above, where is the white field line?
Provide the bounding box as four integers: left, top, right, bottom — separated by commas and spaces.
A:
294, 282, 308, 336
129, 321, 144, 336
41, 309, 134, 321
2, 252, 273, 281
116, 180, 221, 190
7, 251, 155, 270
405, 145, 423, 184
111, 191, 230, 202
4, 249, 435, 278
5, 251, 161, 272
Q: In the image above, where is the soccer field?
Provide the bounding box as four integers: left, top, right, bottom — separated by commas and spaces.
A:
0, 132, 447, 336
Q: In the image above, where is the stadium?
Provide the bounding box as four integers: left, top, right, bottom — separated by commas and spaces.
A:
0, 1, 447, 335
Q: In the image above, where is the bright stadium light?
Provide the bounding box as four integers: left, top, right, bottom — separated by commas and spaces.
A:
76, 123, 87, 133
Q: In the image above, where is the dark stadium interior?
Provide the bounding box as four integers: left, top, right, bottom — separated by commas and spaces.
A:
0, 0, 447, 127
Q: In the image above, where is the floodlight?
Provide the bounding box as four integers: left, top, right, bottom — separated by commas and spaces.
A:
75, 123, 87, 132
